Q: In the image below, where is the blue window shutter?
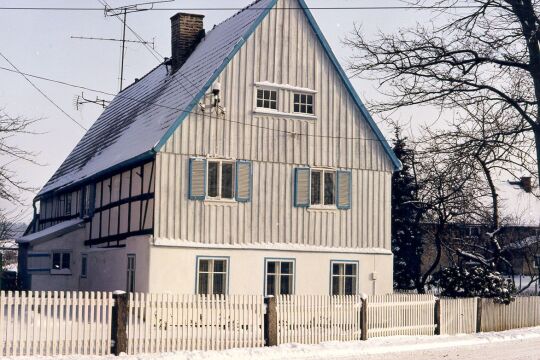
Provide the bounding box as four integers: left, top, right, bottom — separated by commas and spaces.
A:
236, 160, 252, 202
189, 158, 206, 200
294, 168, 311, 207
336, 170, 352, 210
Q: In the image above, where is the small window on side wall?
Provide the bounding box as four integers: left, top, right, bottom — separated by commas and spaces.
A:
81, 254, 88, 278
293, 93, 314, 114
331, 261, 357, 295
51, 251, 71, 274
256, 89, 277, 110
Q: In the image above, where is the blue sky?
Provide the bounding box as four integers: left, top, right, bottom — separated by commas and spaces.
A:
0, 0, 432, 219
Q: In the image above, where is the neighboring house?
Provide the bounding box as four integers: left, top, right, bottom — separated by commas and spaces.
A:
17, 0, 400, 296
421, 177, 540, 285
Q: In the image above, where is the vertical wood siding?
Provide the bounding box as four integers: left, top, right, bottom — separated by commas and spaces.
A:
155, 0, 392, 250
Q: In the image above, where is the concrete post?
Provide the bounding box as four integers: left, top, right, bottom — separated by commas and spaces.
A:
112, 291, 128, 355
360, 297, 368, 340
266, 296, 278, 346
476, 297, 482, 333
434, 298, 441, 335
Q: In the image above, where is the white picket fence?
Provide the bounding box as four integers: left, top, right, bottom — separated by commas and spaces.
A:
126, 293, 265, 354
481, 296, 540, 332
0, 291, 113, 357
274, 295, 361, 345
367, 294, 436, 337
440, 297, 477, 335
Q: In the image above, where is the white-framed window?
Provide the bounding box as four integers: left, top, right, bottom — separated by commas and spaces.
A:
534, 255, 540, 269
294, 168, 351, 210
51, 251, 71, 275
127, 254, 136, 292
293, 93, 314, 114
256, 89, 277, 110
331, 261, 358, 295
265, 259, 295, 296
197, 257, 228, 295
80, 254, 88, 278
311, 169, 336, 207
207, 160, 235, 200
189, 158, 252, 202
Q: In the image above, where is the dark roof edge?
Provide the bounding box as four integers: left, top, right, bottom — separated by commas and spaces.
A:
297, 0, 402, 172
153, 0, 279, 151
36, 149, 156, 200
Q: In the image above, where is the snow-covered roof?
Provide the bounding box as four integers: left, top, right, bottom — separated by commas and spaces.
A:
17, 218, 85, 244
497, 180, 540, 227
38, 0, 401, 197
38, 0, 276, 196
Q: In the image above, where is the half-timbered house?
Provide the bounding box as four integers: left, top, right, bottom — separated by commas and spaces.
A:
18, 0, 401, 296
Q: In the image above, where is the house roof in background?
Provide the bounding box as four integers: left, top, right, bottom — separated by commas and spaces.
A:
38, 0, 400, 197
497, 180, 540, 227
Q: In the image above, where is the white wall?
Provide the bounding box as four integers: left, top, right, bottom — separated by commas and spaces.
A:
154, 0, 393, 251
147, 244, 393, 295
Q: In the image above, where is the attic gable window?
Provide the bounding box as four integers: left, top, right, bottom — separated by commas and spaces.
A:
293, 93, 314, 114
256, 89, 277, 110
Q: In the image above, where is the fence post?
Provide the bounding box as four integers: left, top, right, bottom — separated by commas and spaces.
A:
111, 291, 128, 356
266, 296, 278, 346
476, 297, 482, 333
434, 298, 441, 335
360, 297, 368, 340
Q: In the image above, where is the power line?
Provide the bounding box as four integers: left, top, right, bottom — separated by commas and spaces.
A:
0, 5, 480, 11
0, 52, 87, 131
0, 65, 395, 143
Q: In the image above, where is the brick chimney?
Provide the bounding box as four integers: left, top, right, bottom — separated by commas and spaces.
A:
170, 13, 205, 72
521, 176, 532, 193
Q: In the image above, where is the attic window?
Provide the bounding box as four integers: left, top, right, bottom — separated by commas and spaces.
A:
293, 93, 314, 114
256, 89, 277, 110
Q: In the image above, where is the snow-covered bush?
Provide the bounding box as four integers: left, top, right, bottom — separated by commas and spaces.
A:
432, 266, 515, 304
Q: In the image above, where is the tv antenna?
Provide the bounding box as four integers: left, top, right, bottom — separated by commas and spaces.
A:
73, 92, 110, 110
104, 0, 172, 92
71, 0, 172, 92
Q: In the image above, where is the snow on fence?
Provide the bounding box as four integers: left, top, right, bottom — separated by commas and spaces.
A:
481, 296, 540, 332
367, 294, 436, 338
273, 295, 362, 345
440, 297, 477, 335
0, 291, 113, 357
126, 293, 264, 354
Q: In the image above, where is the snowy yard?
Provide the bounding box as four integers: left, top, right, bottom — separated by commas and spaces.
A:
1, 327, 539, 360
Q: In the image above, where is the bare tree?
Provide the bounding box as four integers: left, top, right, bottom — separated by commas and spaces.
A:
345, 0, 540, 179
0, 108, 36, 203
408, 145, 486, 291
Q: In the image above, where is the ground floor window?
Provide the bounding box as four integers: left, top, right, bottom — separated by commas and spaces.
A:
265, 259, 295, 296
51, 251, 71, 270
197, 257, 228, 295
331, 261, 358, 295
127, 254, 136, 292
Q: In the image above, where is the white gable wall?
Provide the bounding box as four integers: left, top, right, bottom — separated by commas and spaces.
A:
154, 0, 393, 250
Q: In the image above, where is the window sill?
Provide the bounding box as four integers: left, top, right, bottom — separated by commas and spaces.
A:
253, 108, 317, 121
204, 199, 238, 206
50, 269, 72, 276
307, 206, 339, 212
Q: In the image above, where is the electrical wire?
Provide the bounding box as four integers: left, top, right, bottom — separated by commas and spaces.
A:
0, 6, 480, 11
0, 65, 395, 143
0, 51, 87, 131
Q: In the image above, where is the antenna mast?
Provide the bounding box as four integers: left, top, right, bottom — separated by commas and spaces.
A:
103, 0, 172, 92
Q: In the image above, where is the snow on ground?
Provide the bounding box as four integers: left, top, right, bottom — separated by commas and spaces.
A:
4, 327, 540, 360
